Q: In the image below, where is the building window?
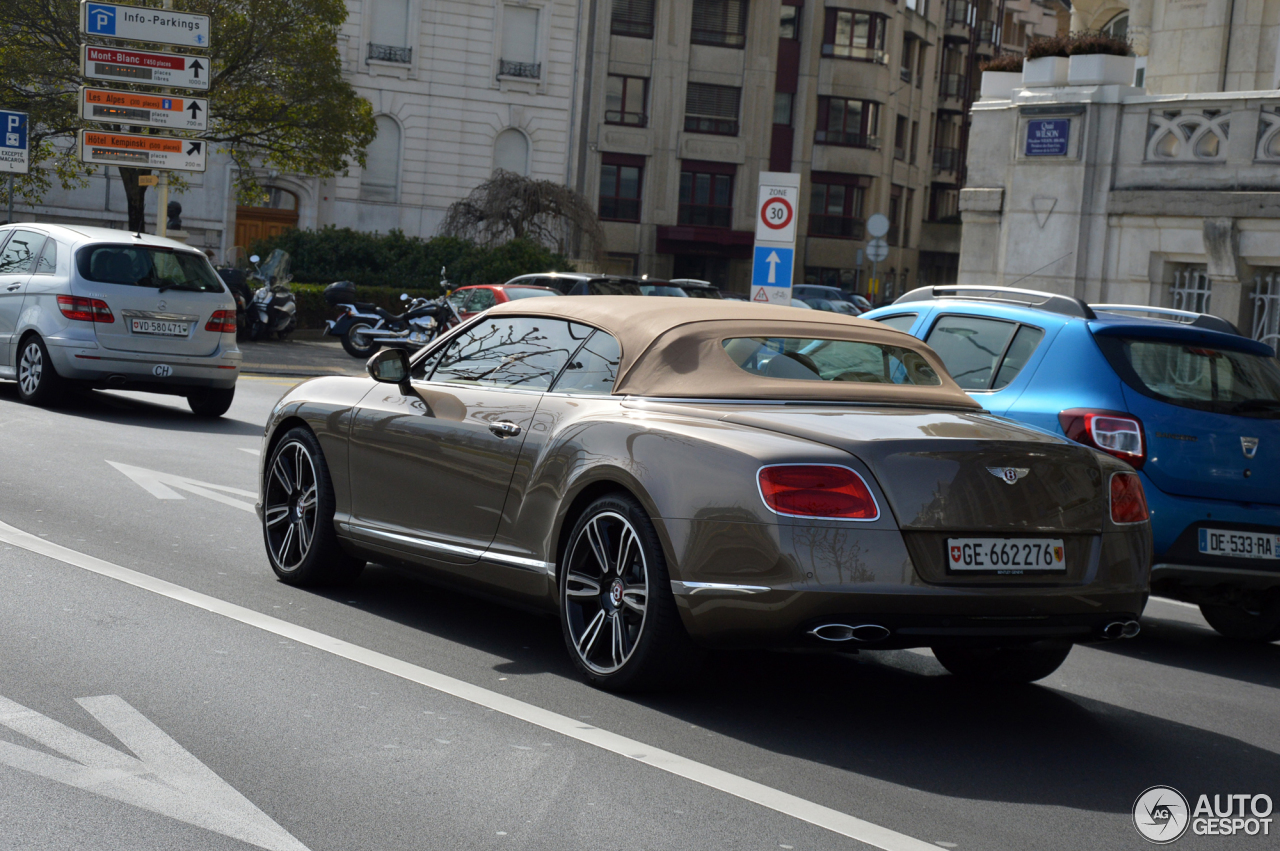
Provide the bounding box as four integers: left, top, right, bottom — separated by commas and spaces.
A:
1102, 12, 1128, 41
909, 120, 919, 164
888, 184, 903, 246
916, 42, 927, 88
361, 115, 401, 202
678, 162, 735, 228
611, 0, 655, 38
779, 4, 799, 39
940, 47, 966, 99
606, 75, 648, 126
930, 186, 960, 221
493, 128, 529, 175
905, 0, 928, 15
368, 0, 411, 62
900, 37, 913, 82
815, 97, 880, 149
773, 92, 793, 125
500, 5, 540, 78
684, 82, 741, 135
894, 115, 908, 161
822, 10, 888, 63
691, 0, 749, 48
599, 154, 643, 222
809, 174, 867, 239
904, 188, 915, 247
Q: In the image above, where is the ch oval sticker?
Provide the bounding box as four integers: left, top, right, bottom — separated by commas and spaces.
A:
153, 364, 173, 378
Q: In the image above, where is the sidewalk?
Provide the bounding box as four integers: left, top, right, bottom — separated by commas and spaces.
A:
237, 330, 366, 378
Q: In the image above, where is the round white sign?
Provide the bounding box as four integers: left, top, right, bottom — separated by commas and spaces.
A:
866, 238, 890, 263
866, 213, 890, 238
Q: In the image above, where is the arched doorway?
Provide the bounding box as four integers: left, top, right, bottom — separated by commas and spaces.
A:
234, 187, 300, 252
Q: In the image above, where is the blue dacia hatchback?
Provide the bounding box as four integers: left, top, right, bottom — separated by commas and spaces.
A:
863, 286, 1280, 642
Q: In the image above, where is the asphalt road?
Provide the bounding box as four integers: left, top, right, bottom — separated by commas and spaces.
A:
0, 376, 1276, 851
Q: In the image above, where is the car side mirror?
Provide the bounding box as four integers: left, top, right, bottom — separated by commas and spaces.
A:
367, 349, 410, 386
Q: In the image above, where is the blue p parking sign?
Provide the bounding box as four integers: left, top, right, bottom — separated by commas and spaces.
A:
0, 110, 29, 175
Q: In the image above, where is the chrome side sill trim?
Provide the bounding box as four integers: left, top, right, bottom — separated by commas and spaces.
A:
346, 524, 553, 574
481, 550, 555, 576
671, 581, 772, 595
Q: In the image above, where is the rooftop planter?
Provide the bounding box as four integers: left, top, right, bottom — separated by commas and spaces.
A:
1022, 35, 1069, 87
980, 54, 1023, 100
1065, 31, 1137, 86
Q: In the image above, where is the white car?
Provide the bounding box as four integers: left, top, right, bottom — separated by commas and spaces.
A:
0, 224, 241, 417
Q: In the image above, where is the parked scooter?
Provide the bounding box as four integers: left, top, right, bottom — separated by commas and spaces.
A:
245, 250, 298, 341
323, 280, 462, 357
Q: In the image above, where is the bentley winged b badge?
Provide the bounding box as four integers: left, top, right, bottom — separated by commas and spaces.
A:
987, 466, 1031, 485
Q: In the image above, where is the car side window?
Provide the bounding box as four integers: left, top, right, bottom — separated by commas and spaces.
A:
0, 230, 46, 275
34, 239, 58, 275
992, 325, 1045, 389
428, 317, 580, 390
552, 329, 621, 395
926, 315, 1018, 390
468, 288, 497, 311
447, 289, 470, 310
876, 313, 917, 333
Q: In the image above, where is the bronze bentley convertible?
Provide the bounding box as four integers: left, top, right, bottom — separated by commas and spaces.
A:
257, 298, 1152, 688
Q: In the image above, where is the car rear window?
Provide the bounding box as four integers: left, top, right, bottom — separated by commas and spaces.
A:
503, 287, 560, 300
1098, 336, 1280, 417
76, 245, 225, 293
722, 337, 941, 385
640, 285, 689, 297
574, 279, 642, 295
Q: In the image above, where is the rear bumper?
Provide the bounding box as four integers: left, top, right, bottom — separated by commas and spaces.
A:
44, 335, 241, 391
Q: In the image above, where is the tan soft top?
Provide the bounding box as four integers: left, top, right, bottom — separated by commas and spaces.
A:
486, 296, 980, 407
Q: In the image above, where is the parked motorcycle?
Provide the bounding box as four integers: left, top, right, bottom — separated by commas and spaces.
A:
245, 250, 298, 341
323, 280, 462, 358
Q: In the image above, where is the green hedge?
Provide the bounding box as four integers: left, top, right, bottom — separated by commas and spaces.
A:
249, 227, 574, 292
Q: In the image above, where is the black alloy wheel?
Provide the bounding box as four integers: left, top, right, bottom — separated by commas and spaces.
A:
559, 493, 701, 691
17, 335, 65, 407
342, 322, 380, 358
263, 427, 364, 586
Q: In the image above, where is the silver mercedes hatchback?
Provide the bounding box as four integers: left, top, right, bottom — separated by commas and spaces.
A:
0, 224, 241, 416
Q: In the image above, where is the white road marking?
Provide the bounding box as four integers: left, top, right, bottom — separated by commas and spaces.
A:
239, 448, 262, 456
0, 519, 935, 851
0, 694, 308, 851
107, 461, 256, 513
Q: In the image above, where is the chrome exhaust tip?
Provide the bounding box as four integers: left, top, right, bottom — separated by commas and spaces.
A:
1103, 620, 1141, 639
808, 623, 891, 643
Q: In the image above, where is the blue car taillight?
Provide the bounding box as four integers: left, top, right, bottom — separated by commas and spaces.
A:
1059, 408, 1146, 469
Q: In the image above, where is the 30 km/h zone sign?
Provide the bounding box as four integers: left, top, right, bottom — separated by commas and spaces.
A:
81, 45, 209, 91
755, 178, 800, 244
0, 111, 28, 175
79, 130, 206, 173
80, 2, 211, 49
81, 87, 208, 131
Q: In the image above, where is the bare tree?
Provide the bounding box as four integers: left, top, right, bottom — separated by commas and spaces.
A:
440, 170, 605, 261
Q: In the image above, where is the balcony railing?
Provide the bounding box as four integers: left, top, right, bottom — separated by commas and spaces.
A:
498, 59, 541, 79
933, 147, 961, 172
940, 72, 968, 100
684, 116, 738, 135
605, 110, 648, 127
821, 44, 889, 64
976, 20, 997, 45
368, 43, 412, 64
946, 0, 971, 27
814, 130, 880, 149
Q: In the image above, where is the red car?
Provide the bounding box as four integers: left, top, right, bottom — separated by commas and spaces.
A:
447, 283, 561, 319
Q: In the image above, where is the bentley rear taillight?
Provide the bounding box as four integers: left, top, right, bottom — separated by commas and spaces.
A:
757, 465, 879, 520
1110, 472, 1149, 524
1059, 408, 1145, 469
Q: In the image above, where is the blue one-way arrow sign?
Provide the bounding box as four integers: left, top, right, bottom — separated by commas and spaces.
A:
752, 245, 793, 290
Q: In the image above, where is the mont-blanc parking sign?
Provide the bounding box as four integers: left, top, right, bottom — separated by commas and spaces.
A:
0, 110, 29, 175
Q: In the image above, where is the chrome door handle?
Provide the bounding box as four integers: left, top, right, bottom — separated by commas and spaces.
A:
5, 284, 20, 291
488, 421, 522, 438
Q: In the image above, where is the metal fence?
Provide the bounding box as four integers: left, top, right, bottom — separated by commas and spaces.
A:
368, 43, 412, 64
1170, 266, 1212, 314
1253, 270, 1280, 348
498, 60, 541, 79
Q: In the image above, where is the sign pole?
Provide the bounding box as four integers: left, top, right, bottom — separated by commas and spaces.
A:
6, 174, 13, 223
154, 0, 173, 238
749, 172, 801, 305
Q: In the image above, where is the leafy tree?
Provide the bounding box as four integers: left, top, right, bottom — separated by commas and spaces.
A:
440, 169, 606, 262
0, 0, 376, 230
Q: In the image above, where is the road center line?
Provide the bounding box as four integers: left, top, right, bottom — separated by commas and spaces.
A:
0, 519, 936, 851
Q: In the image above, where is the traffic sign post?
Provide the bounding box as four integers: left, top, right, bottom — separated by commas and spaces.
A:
80, 2, 211, 49
1, 110, 28, 224
81, 45, 209, 91
81, 87, 208, 131
864, 214, 891, 299
750, 172, 801, 305
79, 130, 206, 173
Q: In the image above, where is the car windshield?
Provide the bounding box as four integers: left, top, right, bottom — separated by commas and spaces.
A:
639, 285, 690, 297
1104, 336, 1280, 417
722, 337, 941, 385
77, 245, 225, 293
683, 288, 721, 299
583, 280, 642, 295
504, 287, 560, 300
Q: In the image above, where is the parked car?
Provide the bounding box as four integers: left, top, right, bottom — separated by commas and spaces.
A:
0, 224, 241, 417
668, 279, 724, 299
447, 283, 560, 320
863, 285, 1280, 641
847, 293, 874, 313
788, 298, 812, 309
794, 284, 858, 306
638, 282, 690, 298
258, 297, 1150, 689
504, 273, 643, 296
805, 298, 862, 316
720, 291, 749, 301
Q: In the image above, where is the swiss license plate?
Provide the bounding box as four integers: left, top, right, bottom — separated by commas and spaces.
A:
131, 318, 189, 337
947, 538, 1067, 573
1198, 528, 1280, 560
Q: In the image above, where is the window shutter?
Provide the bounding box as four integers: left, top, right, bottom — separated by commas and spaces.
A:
691, 0, 748, 45
686, 82, 740, 118
611, 0, 655, 37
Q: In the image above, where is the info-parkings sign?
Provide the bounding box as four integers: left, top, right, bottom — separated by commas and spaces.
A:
80, 45, 209, 91
81, 86, 208, 131
0, 110, 29, 175
79, 130, 206, 173
80, 2, 211, 50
